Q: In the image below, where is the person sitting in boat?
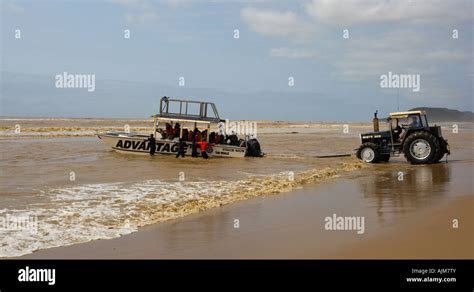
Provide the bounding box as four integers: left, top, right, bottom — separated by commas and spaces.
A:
194, 128, 202, 142
182, 128, 189, 141
216, 133, 224, 144
209, 132, 216, 144
201, 130, 208, 142
157, 128, 167, 139
188, 129, 194, 141
225, 132, 239, 145
214, 133, 222, 144
173, 123, 181, 139
165, 123, 173, 138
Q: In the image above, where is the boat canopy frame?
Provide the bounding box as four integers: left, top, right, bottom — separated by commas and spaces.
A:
154, 96, 224, 123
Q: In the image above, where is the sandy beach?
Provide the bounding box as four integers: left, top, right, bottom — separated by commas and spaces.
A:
1, 118, 473, 259
19, 165, 474, 259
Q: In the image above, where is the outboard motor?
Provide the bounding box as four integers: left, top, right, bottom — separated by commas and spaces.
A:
245, 138, 264, 157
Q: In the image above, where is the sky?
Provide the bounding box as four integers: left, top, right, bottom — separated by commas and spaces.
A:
1, 0, 473, 121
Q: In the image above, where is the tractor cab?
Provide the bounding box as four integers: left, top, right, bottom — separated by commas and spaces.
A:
388, 111, 429, 143
356, 110, 450, 164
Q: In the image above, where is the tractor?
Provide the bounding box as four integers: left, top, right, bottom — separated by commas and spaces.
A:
356, 110, 450, 164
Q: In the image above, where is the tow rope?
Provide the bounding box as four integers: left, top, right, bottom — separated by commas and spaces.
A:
315, 154, 352, 158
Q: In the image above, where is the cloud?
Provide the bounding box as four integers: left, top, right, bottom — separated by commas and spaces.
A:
110, 0, 151, 9
109, 0, 159, 24
304, 0, 473, 26
167, 0, 199, 7
241, 7, 314, 40
241, 2, 470, 84
167, 0, 269, 8
124, 12, 159, 24
332, 30, 469, 80
270, 47, 318, 59
1, 0, 24, 13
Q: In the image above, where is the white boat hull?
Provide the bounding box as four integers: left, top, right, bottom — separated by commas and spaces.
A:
97, 132, 247, 158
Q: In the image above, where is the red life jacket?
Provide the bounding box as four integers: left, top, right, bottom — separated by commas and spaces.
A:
200, 141, 208, 152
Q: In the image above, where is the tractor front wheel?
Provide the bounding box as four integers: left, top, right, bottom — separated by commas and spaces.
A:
356, 142, 381, 163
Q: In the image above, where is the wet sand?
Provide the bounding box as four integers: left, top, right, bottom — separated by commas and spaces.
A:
21, 162, 473, 259
337, 195, 474, 259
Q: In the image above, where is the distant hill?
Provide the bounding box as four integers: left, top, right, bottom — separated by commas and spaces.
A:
409, 107, 474, 122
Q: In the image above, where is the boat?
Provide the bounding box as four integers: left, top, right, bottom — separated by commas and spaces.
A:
97, 96, 264, 158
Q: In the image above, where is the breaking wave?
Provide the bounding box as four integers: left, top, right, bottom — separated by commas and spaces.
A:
0, 162, 365, 258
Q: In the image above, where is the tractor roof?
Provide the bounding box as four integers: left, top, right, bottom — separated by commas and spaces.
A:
389, 110, 426, 118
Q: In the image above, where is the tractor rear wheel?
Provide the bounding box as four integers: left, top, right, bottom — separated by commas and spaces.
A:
356, 142, 381, 163
432, 139, 448, 163
403, 131, 440, 164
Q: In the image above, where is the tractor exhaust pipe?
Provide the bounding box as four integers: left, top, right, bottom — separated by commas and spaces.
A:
373, 110, 379, 132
